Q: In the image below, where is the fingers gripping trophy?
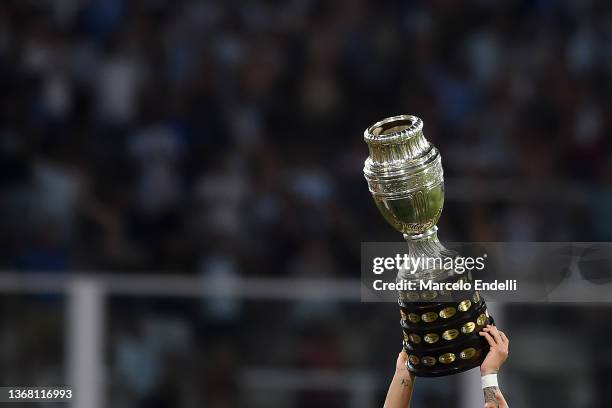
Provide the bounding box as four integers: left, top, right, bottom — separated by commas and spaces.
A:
363, 115, 493, 377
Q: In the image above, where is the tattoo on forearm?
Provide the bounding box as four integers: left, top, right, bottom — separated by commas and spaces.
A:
400, 378, 411, 387
483, 386, 499, 407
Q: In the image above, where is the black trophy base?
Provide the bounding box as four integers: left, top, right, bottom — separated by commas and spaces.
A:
402, 333, 490, 377
398, 279, 494, 377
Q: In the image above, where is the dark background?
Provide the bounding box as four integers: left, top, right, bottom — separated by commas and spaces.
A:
1, 0, 611, 407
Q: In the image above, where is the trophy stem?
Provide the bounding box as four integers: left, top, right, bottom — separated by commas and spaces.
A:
399, 226, 457, 281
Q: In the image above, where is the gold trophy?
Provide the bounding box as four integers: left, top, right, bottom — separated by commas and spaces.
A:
363, 115, 492, 376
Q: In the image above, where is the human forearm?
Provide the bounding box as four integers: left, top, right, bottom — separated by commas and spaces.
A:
482, 370, 501, 407
483, 386, 508, 408
483, 384, 497, 407
480, 325, 510, 408
383, 351, 415, 408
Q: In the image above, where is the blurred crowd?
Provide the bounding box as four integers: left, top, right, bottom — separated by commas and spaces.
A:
2, 0, 612, 275
2, 0, 612, 406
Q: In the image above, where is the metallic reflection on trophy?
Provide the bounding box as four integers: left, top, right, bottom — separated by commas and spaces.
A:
363, 115, 493, 377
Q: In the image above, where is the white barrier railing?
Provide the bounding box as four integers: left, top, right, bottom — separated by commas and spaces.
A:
0, 272, 501, 408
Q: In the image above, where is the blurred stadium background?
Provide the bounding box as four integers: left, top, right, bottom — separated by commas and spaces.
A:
1, 0, 612, 407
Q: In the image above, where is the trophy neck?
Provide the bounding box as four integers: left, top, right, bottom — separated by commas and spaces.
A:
404, 226, 453, 266
403, 227, 440, 254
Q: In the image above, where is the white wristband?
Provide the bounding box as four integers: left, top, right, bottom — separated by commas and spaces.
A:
481, 373, 498, 389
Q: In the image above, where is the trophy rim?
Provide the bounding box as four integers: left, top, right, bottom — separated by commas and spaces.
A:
363, 114, 423, 145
